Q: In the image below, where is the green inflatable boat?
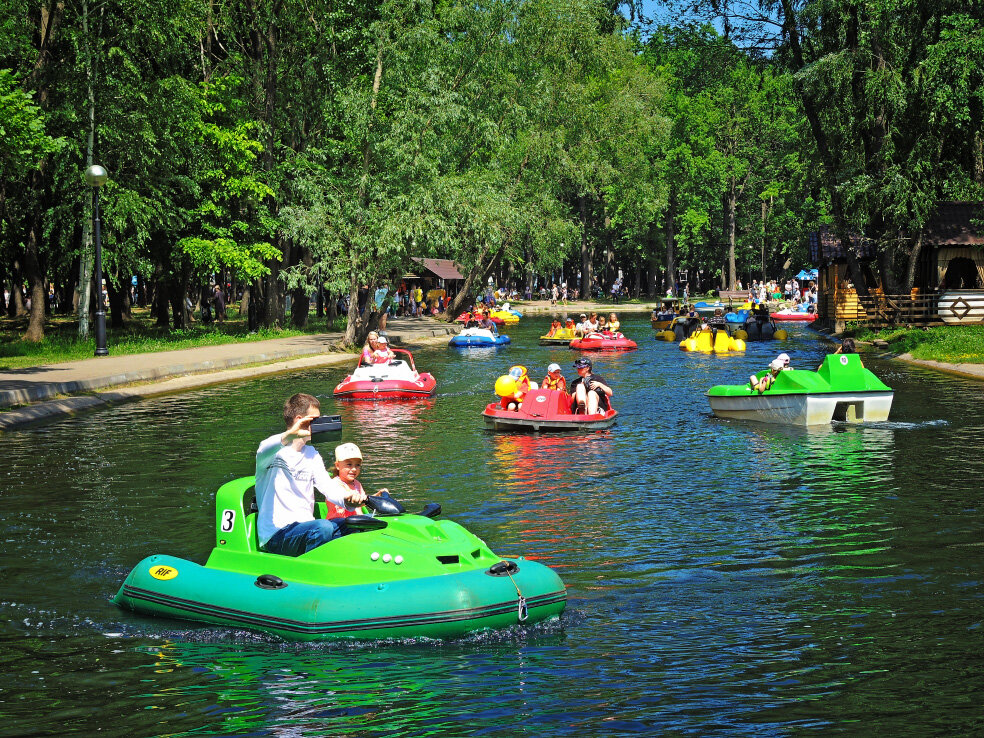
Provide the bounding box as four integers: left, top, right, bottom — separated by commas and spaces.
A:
113, 477, 567, 640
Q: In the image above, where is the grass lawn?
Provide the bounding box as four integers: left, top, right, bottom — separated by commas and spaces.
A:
854, 324, 984, 364
0, 306, 346, 371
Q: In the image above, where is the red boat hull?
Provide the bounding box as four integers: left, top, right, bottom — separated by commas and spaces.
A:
569, 335, 637, 351
770, 312, 816, 322
333, 374, 437, 400
483, 388, 617, 431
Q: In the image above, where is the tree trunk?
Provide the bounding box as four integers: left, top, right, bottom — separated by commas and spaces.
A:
446, 242, 494, 319
902, 231, 923, 294
779, 0, 870, 297
169, 276, 186, 330
975, 130, 983, 185
152, 269, 169, 328
23, 176, 48, 342
665, 194, 676, 295
725, 179, 737, 289
106, 273, 125, 328
579, 196, 593, 297
262, 257, 282, 327
290, 287, 310, 328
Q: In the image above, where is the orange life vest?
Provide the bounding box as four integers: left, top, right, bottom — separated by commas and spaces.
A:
542, 375, 567, 391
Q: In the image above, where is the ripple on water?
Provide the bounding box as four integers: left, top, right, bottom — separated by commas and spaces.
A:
1, 317, 983, 735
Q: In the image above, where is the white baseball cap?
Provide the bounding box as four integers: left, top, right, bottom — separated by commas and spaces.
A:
334, 443, 363, 462
547, 363, 561, 373
377, 336, 388, 344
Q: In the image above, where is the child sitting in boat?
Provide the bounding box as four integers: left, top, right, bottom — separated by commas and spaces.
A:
750, 353, 790, 393
541, 363, 567, 392
370, 336, 395, 364
324, 442, 388, 520
608, 313, 620, 332
500, 365, 536, 410
255, 394, 368, 556
546, 319, 562, 337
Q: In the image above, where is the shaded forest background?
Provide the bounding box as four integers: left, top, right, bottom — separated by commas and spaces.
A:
2, 0, 982, 345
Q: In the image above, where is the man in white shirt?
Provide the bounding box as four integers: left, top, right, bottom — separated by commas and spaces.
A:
254, 393, 366, 556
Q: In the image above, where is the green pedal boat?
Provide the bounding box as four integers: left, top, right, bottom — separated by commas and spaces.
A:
706, 353, 894, 425
113, 477, 567, 640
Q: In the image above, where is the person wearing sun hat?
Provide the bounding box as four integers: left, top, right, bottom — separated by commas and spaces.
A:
569, 357, 613, 415
750, 353, 791, 393
541, 362, 567, 392
255, 394, 369, 557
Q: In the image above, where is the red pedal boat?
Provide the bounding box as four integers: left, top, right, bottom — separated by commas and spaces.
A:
770, 308, 817, 322
333, 349, 437, 400
483, 388, 618, 432
569, 332, 638, 351
455, 312, 503, 325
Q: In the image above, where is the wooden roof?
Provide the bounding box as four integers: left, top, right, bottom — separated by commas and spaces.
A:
411, 257, 464, 280
809, 201, 984, 265
808, 225, 877, 266
921, 202, 984, 246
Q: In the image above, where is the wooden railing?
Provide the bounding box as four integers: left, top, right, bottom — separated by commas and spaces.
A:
856, 293, 941, 327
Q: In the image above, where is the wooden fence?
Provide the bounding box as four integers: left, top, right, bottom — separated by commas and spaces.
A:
856, 293, 941, 327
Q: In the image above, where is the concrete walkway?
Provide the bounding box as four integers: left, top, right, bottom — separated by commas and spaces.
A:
0, 317, 459, 430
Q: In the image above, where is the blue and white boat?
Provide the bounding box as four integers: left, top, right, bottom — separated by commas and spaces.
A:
449, 327, 511, 347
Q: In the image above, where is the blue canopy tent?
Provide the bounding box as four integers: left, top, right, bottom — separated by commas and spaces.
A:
795, 269, 818, 281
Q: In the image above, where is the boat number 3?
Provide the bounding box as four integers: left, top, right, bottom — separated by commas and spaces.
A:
840, 356, 849, 365
221, 509, 236, 532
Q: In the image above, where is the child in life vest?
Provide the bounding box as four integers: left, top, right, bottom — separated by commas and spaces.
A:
546, 319, 562, 337
541, 363, 567, 392
750, 353, 790, 393
608, 313, 620, 333
501, 365, 535, 410
371, 336, 395, 364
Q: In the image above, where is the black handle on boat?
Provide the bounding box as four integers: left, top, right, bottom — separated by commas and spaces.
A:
415, 502, 441, 519
364, 491, 405, 516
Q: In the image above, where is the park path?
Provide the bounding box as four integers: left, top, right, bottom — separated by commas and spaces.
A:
0, 317, 459, 429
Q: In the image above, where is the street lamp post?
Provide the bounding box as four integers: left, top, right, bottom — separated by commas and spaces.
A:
85, 164, 109, 356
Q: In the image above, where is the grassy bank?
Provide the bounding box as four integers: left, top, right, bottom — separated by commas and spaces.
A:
854, 324, 984, 364
0, 307, 345, 371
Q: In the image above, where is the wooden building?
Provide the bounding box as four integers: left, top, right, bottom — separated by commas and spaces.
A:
810, 202, 984, 331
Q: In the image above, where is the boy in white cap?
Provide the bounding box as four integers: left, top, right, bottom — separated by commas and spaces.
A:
255, 393, 368, 556
541, 363, 567, 392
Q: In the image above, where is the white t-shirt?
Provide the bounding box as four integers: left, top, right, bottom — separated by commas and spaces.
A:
254, 434, 352, 547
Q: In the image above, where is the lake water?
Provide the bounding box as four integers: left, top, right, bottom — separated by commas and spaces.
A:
2, 313, 982, 736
